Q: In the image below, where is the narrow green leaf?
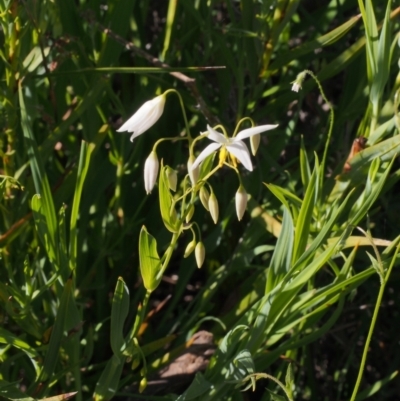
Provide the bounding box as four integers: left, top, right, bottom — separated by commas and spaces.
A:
292, 164, 318, 264
20, 85, 60, 272
270, 14, 361, 70
266, 207, 294, 294
69, 141, 95, 272
39, 280, 75, 382
139, 226, 162, 292
110, 278, 130, 356
94, 354, 124, 401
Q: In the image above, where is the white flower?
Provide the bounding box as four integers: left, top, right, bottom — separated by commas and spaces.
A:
144, 151, 159, 194
117, 94, 166, 142
291, 82, 301, 92
191, 124, 278, 172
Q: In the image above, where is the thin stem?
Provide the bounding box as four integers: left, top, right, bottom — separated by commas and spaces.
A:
165, 89, 192, 142
349, 245, 400, 401
233, 117, 254, 137
245, 373, 293, 401
302, 70, 334, 181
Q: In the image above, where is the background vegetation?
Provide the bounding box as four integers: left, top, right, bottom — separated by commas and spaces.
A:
0, 0, 399, 400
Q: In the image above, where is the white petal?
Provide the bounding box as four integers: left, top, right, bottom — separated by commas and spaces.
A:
117, 95, 166, 141
226, 141, 253, 171
206, 125, 228, 144
235, 124, 278, 141
191, 143, 222, 171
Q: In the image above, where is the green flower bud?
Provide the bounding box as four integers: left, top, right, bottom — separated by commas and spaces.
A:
208, 193, 219, 224
139, 377, 147, 393
199, 186, 210, 211
184, 240, 196, 258
166, 166, 177, 191
250, 133, 260, 156
186, 204, 195, 223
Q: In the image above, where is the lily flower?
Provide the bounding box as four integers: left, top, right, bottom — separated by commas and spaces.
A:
117, 94, 166, 142
191, 124, 278, 172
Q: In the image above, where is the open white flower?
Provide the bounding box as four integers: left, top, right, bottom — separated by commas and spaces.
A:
191, 124, 278, 172
117, 94, 166, 142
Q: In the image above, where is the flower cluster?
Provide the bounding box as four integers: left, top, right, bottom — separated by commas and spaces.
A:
117, 92, 278, 269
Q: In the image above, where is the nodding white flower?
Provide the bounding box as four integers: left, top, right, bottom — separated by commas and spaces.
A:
291, 82, 301, 92
191, 124, 278, 172
117, 94, 166, 142
144, 151, 159, 194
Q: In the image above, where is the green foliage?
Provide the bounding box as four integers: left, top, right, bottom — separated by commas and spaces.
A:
0, 0, 399, 400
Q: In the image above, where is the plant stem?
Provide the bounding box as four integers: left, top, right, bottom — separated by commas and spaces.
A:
349, 245, 400, 401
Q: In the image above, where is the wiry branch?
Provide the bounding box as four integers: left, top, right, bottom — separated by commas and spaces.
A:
83, 11, 221, 126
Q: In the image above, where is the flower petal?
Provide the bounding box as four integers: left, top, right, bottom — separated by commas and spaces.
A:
191, 143, 222, 171
226, 141, 253, 171
207, 125, 228, 144
235, 124, 278, 141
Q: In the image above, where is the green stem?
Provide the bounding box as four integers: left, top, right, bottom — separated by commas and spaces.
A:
349, 245, 400, 401
165, 89, 192, 141
302, 70, 334, 182
246, 373, 293, 401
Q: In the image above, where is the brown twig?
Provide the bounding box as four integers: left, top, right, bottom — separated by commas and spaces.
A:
82, 10, 221, 126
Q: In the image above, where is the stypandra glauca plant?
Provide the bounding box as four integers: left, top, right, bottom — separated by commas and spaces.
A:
94, 89, 278, 399
100, 76, 399, 401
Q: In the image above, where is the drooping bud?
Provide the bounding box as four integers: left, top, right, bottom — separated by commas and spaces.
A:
199, 186, 210, 211
186, 204, 195, 223
291, 71, 307, 93
235, 185, 248, 221
165, 166, 177, 191
250, 133, 260, 156
195, 242, 205, 268
184, 239, 196, 258
208, 193, 219, 224
188, 155, 199, 186
139, 377, 148, 393
144, 151, 159, 194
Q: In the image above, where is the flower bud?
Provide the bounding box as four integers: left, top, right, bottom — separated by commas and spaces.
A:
166, 166, 177, 191
235, 186, 248, 221
184, 240, 196, 258
188, 155, 199, 186
195, 242, 205, 268
139, 377, 147, 393
250, 133, 260, 156
291, 71, 307, 93
199, 186, 210, 211
208, 193, 219, 224
186, 204, 195, 223
144, 151, 159, 194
